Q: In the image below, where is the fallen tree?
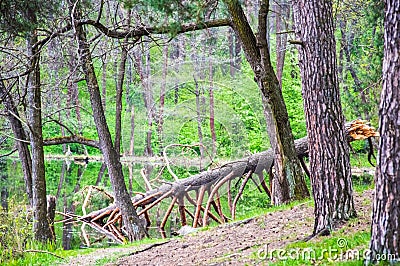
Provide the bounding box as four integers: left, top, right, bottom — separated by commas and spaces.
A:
58, 120, 378, 245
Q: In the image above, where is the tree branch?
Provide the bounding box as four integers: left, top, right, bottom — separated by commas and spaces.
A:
43, 135, 99, 149
78, 18, 231, 39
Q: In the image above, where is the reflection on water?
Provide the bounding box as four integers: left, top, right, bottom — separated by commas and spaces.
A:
1, 155, 271, 249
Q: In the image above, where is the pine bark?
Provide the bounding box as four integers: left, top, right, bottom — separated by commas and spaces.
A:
369, 0, 400, 262
224, 0, 309, 204
71, 4, 146, 241
292, 0, 356, 234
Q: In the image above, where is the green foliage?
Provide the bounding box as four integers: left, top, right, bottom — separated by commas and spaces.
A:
0, 198, 33, 263
280, 50, 307, 140
0, 0, 60, 35
336, 0, 383, 124
122, 0, 208, 26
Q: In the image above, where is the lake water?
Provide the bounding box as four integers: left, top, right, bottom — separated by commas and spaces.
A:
0, 156, 271, 248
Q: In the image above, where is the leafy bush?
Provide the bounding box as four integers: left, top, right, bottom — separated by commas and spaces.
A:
0, 198, 33, 263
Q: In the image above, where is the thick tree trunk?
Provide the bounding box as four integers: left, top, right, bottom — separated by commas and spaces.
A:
71, 5, 146, 241
292, 0, 356, 235
0, 80, 33, 205
26, 31, 54, 242
224, 0, 309, 204
369, 0, 400, 262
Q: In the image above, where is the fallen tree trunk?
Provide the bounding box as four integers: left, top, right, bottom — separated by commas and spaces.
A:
69, 120, 377, 244
129, 120, 377, 206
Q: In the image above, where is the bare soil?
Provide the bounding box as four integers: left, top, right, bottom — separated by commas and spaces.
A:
61, 190, 373, 266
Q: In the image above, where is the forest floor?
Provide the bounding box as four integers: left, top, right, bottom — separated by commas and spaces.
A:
59, 189, 373, 266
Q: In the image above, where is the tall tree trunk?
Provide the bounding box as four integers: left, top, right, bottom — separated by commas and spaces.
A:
194, 76, 205, 160
115, 11, 131, 155
337, 18, 346, 90
101, 56, 108, 111
339, 20, 370, 120
224, 0, 309, 204
234, 31, 242, 72
67, 45, 86, 155
134, 42, 155, 157
129, 105, 135, 156
71, 5, 146, 241
158, 44, 168, 151
228, 28, 235, 77
207, 30, 217, 157
292, 0, 356, 235
275, 0, 289, 84
144, 41, 154, 157
0, 80, 33, 205
228, 28, 242, 76
26, 30, 53, 242
369, 0, 400, 262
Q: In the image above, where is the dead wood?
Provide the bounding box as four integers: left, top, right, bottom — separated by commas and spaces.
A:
62, 120, 376, 244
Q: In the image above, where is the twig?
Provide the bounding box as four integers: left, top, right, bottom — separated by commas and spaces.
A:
202, 171, 234, 226
0, 148, 17, 158
140, 168, 153, 190
160, 197, 178, 232
128, 241, 170, 256
193, 185, 207, 228
133, 191, 163, 207
137, 190, 173, 216
232, 170, 253, 220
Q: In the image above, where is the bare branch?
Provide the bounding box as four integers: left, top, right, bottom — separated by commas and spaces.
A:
78, 18, 231, 39
0, 148, 18, 158
43, 135, 99, 148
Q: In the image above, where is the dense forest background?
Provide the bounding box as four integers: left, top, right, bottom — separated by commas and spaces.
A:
0, 0, 383, 159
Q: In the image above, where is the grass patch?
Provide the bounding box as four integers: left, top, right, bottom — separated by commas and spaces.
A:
235, 198, 313, 222
2, 237, 169, 266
